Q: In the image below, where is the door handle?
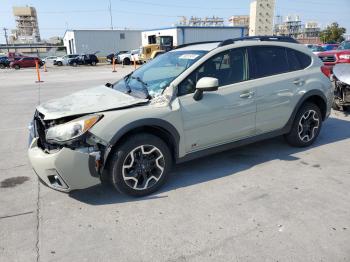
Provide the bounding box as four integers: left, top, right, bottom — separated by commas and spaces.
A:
240, 91, 255, 99
293, 79, 305, 86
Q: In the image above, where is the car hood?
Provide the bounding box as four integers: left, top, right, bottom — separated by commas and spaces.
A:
318, 50, 350, 56
36, 85, 149, 120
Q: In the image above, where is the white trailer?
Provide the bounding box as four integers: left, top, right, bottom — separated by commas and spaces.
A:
63, 29, 142, 56
141, 26, 247, 47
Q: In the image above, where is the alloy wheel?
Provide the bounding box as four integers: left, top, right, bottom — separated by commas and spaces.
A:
122, 145, 165, 190
298, 110, 320, 142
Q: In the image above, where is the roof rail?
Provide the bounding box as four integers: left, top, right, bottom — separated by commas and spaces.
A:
174, 41, 220, 49
218, 35, 299, 47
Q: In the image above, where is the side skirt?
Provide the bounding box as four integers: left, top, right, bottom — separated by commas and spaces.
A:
176, 127, 289, 164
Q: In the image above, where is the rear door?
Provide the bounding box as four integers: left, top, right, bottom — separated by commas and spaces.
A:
250, 46, 312, 134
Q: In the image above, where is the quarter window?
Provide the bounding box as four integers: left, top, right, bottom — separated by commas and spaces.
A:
286, 48, 312, 71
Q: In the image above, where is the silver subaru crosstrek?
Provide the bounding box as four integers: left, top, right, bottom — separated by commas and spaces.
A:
28, 36, 333, 197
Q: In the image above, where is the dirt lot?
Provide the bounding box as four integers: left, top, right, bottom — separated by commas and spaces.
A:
0, 65, 349, 262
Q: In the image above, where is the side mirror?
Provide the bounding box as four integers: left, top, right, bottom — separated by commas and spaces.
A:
105, 82, 113, 88
193, 77, 219, 101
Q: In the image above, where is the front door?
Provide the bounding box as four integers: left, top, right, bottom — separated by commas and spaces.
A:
177, 48, 256, 153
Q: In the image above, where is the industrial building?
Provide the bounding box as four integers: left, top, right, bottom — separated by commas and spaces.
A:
11, 6, 41, 43
63, 29, 142, 56
228, 16, 250, 28
274, 16, 321, 44
249, 0, 275, 36
141, 26, 246, 47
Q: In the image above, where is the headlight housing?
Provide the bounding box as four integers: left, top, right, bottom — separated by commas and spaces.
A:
339, 54, 350, 60
46, 114, 102, 143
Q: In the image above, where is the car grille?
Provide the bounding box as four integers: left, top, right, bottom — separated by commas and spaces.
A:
319, 55, 336, 63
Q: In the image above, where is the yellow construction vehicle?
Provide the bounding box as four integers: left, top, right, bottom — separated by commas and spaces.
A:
140, 35, 173, 63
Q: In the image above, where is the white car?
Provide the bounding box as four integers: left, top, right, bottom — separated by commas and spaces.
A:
54, 54, 79, 66
117, 49, 141, 65
28, 36, 333, 197
42, 56, 58, 64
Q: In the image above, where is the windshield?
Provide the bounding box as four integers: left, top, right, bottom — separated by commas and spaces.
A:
338, 41, 350, 50
113, 50, 207, 98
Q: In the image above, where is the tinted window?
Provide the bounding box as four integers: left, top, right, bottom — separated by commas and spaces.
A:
251, 46, 289, 78
178, 49, 247, 96
296, 51, 311, 68
286, 49, 301, 71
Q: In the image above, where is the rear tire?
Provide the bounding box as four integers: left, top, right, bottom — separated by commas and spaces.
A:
0, 64, 5, 69
109, 133, 172, 197
57, 61, 63, 66
123, 58, 130, 65
14, 65, 20, 70
285, 102, 322, 147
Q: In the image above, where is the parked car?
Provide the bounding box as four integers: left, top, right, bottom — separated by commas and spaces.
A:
68, 54, 99, 66
106, 51, 128, 64
318, 40, 350, 76
116, 49, 141, 65
54, 54, 79, 66
28, 36, 332, 197
42, 56, 58, 64
0, 57, 10, 69
10, 57, 43, 69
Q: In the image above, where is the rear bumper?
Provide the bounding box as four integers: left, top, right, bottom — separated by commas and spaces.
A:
28, 138, 101, 192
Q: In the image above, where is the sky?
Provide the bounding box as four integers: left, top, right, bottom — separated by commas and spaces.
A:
0, 0, 349, 43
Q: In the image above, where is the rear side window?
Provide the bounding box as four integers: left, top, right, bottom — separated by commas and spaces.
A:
286, 49, 311, 71
250, 46, 289, 78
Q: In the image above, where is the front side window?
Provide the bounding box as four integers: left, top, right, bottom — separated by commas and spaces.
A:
251, 46, 289, 78
178, 48, 247, 96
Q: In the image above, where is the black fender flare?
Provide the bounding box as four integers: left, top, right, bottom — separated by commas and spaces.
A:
102, 118, 180, 170
283, 89, 328, 133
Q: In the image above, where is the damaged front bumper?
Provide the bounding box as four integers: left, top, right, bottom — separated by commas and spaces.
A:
28, 138, 101, 192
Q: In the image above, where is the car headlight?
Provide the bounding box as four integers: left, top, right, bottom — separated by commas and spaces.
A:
339, 54, 350, 60
46, 114, 102, 142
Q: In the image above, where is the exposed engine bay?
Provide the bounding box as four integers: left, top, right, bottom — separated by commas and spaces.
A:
332, 64, 350, 111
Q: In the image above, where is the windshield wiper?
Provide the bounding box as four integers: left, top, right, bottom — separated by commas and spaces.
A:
131, 76, 148, 87
124, 75, 132, 93
130, 76, 150, 98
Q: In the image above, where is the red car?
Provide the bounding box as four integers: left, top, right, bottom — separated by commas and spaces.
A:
10, 57, 43, 70
318, 40, 350, 77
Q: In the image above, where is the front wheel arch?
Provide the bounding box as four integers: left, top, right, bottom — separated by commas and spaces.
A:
103, 121, 180, 176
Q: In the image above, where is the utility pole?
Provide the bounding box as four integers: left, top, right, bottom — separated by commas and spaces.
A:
3, 28, 10, 53
108, 0, 113, 30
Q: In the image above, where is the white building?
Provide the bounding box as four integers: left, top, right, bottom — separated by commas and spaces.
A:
142, 26, 247, 47
249, 0, 275, 36
63, 29, 142, 55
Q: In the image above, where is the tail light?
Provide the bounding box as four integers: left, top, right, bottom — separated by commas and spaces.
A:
321, 66, 331, 78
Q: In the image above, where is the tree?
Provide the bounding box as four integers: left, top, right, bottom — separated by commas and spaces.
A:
320, 22, 346, 43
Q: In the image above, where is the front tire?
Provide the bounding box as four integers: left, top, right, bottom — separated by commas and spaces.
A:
109, 133, 172, 197
285, 102, 322, 147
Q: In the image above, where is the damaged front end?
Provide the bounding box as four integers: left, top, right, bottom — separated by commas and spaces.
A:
332, 64, 350, 111
28, 111, 108, 191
